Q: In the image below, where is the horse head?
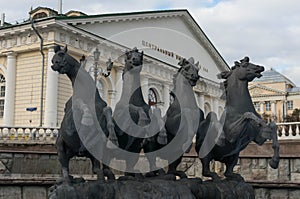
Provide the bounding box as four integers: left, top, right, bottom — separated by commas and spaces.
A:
51, 45, 78, 74
230, 57, 264, 82
177, 57, 200, 87
123, 47, 143, 74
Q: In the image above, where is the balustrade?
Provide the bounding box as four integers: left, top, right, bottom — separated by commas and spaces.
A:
276, 122, 300, 140
0, 122, 299, 143
0, 126, 58, 143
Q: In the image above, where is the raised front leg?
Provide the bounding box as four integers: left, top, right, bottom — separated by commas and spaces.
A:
268, 122, 280, 169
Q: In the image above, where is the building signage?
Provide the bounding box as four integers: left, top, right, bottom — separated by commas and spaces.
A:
142, 40, 208, 73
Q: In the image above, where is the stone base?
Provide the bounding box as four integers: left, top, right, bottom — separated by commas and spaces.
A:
48, 177, 254, 199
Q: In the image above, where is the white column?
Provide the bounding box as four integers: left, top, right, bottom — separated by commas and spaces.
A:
163, 83, 170, 115
115, 67, 123, 103
271, 101, 276, 116
141, 76, 148, 102
213, 98, 219, 118
108, 90, 117, 111
44, 47, 58, 127
199, 94, 205, 111
3, 52, 16, 126
283, 100, 287, 121
260, 102, 265, 114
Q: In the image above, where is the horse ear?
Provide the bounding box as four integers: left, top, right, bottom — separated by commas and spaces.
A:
178, 58, 186, 66
217, 71, 232, 79
64, 45, 68, 53
54, 45, 61, 53
187, 57, 194, 64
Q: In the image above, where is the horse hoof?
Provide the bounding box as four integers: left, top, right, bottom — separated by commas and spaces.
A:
118, 175, 136, 181
103, 168, 116, 180
269, 159, 279, 169
225, 173, 244, 182
145, 171, 156, 178
167, 171, 187, 179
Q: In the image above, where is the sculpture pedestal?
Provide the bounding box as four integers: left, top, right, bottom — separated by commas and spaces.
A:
48, 177, 254, 199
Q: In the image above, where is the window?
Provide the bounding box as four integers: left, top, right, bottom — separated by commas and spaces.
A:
265, 101, 271, 111
148, 88, 157, 106
254, 102, 260, 111
287, 101, 293, 110
0, 74, 5, 118
32, 12, 48, 19
0, 100, 4, 117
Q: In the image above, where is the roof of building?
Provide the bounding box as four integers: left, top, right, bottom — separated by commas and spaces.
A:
253, 68, 296, 87
0, 7, 230, 73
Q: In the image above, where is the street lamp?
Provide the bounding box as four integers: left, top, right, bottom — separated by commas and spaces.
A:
89, 48, 113, 83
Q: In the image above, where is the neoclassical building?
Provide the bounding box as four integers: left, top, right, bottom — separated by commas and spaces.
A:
249, 68, 300, 122
0, 7, 228, 128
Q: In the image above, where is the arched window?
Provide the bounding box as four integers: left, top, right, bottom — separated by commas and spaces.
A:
204, 102, 211, 117
32, 12, 48, 19
0, 74, 5, 117
169, 92, 175, 105
148, 88, 157, 107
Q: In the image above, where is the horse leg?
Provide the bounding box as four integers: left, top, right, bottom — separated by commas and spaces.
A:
143, 139, 165, 177
90, 156, 105, 183
168, 156, 187, 178
103, 106, 118, 148
201, 155, 220, 181
124, 153, 144, 178
56, 135, 72, 183
224, 154, 244, 181
268, 122, 280, 169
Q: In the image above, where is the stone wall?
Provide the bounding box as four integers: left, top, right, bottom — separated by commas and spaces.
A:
0, 140, 299, 199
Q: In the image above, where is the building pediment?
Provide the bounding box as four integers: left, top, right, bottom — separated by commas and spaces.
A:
58, 10, 229, 82
249, 84, 285, 97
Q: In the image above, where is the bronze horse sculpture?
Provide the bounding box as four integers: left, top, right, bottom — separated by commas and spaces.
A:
196, 57, 280, 181
163, 57, 204, 178
113, 48, 167, 177
51, 45, 117, 182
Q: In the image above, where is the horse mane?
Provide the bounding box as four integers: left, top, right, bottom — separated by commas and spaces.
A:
217, 56, 250, 99
172, 58, 189, 88
122, 48, 143, 78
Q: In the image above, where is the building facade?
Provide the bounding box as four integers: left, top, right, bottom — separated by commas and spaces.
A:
0, 7, 229, 128
249, 68, 300, 122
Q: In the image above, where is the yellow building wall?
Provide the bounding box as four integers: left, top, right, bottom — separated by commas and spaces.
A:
57, 75, 72, 126
14, 50, 47, 126
293, 99, 300, 110
259, 82, 286, 92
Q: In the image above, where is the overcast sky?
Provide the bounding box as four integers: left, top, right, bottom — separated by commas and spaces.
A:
1, 0, 300, 85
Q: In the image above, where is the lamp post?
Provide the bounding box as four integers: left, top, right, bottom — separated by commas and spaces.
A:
90, 48, 113, 84
93, 48, 100, 83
